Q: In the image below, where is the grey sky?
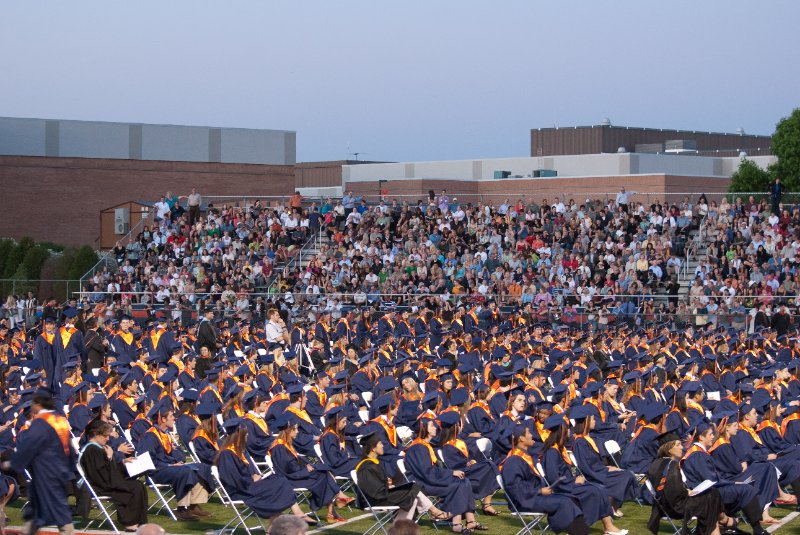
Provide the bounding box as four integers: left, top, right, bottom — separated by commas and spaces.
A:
1, 1, 798, 163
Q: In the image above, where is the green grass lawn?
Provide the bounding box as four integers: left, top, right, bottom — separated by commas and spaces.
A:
3, 489, 798, 534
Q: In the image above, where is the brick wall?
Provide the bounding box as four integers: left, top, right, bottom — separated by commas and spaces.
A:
346, 174, 732, 206
0, 155, 295, 247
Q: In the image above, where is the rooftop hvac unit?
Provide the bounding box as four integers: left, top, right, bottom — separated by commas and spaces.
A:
115, 222, 130, 235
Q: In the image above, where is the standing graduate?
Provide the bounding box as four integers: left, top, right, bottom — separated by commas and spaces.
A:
33, 316, 57, 386
6, 391, 74, 535
80, 420, 148, 531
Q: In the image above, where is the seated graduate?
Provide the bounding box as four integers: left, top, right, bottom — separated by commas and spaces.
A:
680, 422, 769, 535
174, 389, 200, 447
404, 415, 483, 533
500, 424, 591, 535
362, 393, 404, 478
268, 413, 354, 524
241, 390, 274, 461
283, 383, 322, 457
735, 400, 800, 506
539, 414, 628, 535
213, 417, 318, 527
709, 410, 791, 522
646, 428, 726, 535
620, 402, 668, 475
319, 406, 359, 477
80, 420, 148, 531
136, 403, 214, 521
570, 404, 639, 515
464, 383, 495, 440
189, 404, 220, 465
492, 391, 527, 459
356, 432, 451, 522
437, 410, 501, 517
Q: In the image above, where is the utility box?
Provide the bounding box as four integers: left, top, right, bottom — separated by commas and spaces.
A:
493, 170, 511, 179
114, 207, 130, 234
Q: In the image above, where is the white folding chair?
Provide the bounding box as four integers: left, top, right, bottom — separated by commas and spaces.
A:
495, 473, 548, 535
210, 465, 266, 535
267, 451, 319, 521
396, 425, 413, 446
358, 409, 370, 423
475, 437, 492, 460
314, 443, 353, 501
77, 450, 120, 533
644, 478, 686, 535
146, 476, 178, 521
362, 391, 374, 407
351, 469, 399, 535
604, 439, 622, 468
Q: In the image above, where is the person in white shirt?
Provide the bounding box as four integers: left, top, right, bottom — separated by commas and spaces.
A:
265, 308, 289, 345
615, 188, 635, 212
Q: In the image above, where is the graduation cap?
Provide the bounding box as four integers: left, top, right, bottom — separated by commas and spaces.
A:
63, 307, 79, 318
324, 405, 345, 419
359, 432, 381, 452
421, 390, 440, 406
181, 389, 199, 402
450, 388, 468, 406
221, 417, 242, 434
233, 365, 251, 378
63, 361, 79, 371
70, 382, 89, 396
376, 376, 400, 392
437, 411, 461, 427
569, 404, 599, 421
543, 414, 568, 431
195, 403, 216, 420
205, 369, 220, 381
159, 369, 177, 384
373, 393, 394, 412
641, 402, 669, 423
272, 413, 293, 431
88, 394, 107, 410
678, 381, 702, 395
581, 382, 602, 397
43, 316, 56, 324
286, 383, 304, 396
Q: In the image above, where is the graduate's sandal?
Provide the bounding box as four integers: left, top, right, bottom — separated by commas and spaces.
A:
466, 520, 489, 531
451, 523, 472, 534
480, 505, 501, 516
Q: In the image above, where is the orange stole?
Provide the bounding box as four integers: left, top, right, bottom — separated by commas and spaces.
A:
41, 332, 55, 345
408, 438, 438, 465
270, 438, 298, 458
781, 412, 800, 437
147, 426, 173, 454
576, 434, 600, 454
36, 411, 71, 455
191, 429, 219, 450
60, 326, 77, 349
244, 413, 269, 435
286, 406, 313, 425
445, 438, 469, 458
371, 417, 397, 447
501, 448, 540, 476
118, 331, 134, 346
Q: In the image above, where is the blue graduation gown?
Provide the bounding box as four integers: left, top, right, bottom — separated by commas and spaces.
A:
572, 435, 637, 503
665, 410, 691, 439
268, 442, 337, 511
709, 440, 778, 509
784, 416, 800, 445
465, 404, 494, 437
362, 418, 402, 478
112, 397, 138, 429
500, 452, 584, 533
319, 431, 359, 478
304, 388, 326, 421
112, 332, 137, 365
681, 444, 758, 515
136, 426, 211, 500
492, 413, 521, 459
10, 414, 76, 528
216, 449, 297, 518
405, 441, 474, 515
542, 446, 612, 526
285, 410, 320, 457
732, 426, 800, 485
178, 370, 199, 391
129, 417, 152, 447
441, 440, 499, 499
243, 414, 274, 460
620, 425, 659, 474
190, 434, 219, 465
175, 413, 200, 447
33, 334, 56, 386
53, 327, 84, 394
67, 403, 93, 435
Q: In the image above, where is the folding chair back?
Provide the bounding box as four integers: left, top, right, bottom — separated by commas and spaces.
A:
350, 469, 399, 535
76, 448, 120, 533
210, 465, 265, 535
